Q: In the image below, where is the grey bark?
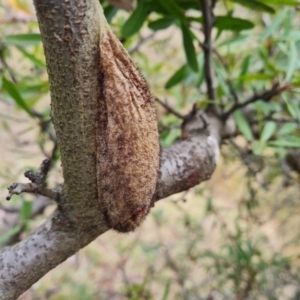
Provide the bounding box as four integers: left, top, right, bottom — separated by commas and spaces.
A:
0, 0, 223, 298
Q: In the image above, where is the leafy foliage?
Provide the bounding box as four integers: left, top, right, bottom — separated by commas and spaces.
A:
1, 0, 300, 298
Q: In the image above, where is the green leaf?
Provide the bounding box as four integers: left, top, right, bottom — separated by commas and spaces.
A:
165, 64, 188, 89
160, 128, 181, 147
283, 94, 300, 121
259, 8, 287, 41
180, 22, 198, 72
16, 47, 46, 68
148, 17, 176, 31
161, 280, 171, 300
285, 40, 298, 82
217, 34, 248, 47
157, 0, 185, 19
238, 73, 274, 81
268, 139, 300, 148
20, 200, 33, 221
121, 1, 148, 38
234, 110, 254, 141
253, 141, 265, 155
215, 16, 254, 31
259, 0, 300, 5
5, 33, 41, 47
176, 0, 201, 10
2, 77, 33, 117
0, 225, 22, 246
103, 4, 118, 23
278, 122, 298, 136
229, 0, 275, 13
260, 121, 277, 142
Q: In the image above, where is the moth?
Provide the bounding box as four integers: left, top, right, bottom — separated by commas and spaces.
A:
96, 21, 160, 232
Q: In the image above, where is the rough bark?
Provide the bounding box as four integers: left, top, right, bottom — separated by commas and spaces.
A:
0, 0, 222, 298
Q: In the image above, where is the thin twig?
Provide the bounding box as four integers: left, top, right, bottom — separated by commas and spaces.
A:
200, 0, 215, 101
213, 48, 239, 103
222, 83, 287, 121
128, 32, 156, 55
6, 159, 62, 202
155, 97, 185, 119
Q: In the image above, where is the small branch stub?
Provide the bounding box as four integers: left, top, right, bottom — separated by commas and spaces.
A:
6, 159, 59, 202
24, 158, 51, 185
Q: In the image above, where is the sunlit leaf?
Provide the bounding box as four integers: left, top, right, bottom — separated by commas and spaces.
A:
268, 139, 300, 148
259, 8, 287, 41
238, 74, 274, 81
260, 121, 277, 142
285, 40, 298, 82
278, 122, 298, 135
260, 0, 300, 5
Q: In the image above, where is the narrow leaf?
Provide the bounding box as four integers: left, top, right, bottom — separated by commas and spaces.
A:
176, 0, 201, 10
104, 4, 118, 23
148, 17, 176, 31
16, 47, 46, 68
0, 226, 22, 246
238, 73, 273, 81
234, 110, 253, 141
215, 16, 254, 31
165, 65, 188, 89
260, 121, 277, 142
158, 0, 185, 19
2, 77, 33, 117
162, 280, 171, 300
268, 139, 300, 148
229, 0, 275, 13
20, 200, 33, 221
260, 8, 287, 41
5, 33, 41, 47
121, 1, 148, 38
278, 122, 298, 136
260, 0, 300, 5
285, 40, 298, 82
180, 22, 198, 72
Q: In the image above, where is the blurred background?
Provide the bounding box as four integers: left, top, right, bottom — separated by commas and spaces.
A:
1, 0, 300, 299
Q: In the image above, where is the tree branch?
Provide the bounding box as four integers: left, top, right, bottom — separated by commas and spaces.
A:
128, 32, 156, 54
6, 159, 60, 202
155, 97, 185, 119
222, 82, 287, 121
200, 0, 215, 101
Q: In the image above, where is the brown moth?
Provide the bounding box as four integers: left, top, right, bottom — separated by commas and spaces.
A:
96, 18, 160, 232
